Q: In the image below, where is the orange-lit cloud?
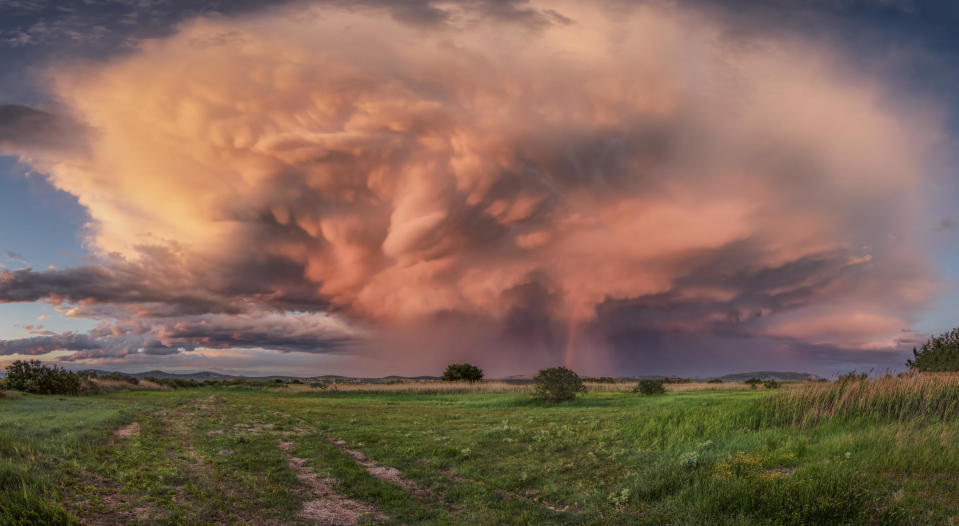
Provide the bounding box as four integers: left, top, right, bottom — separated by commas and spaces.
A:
0, 1, 948, 374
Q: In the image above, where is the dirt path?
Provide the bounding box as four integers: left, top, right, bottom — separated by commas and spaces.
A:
329, 438, 424, 495
278, 440, 387, 525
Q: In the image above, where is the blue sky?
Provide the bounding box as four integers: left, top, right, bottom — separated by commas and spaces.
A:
0, 156, 93, 340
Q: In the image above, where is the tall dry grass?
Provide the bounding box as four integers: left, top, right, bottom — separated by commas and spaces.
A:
761, 373, 959, 426
283, 381, 534, 394
90, 378, 169, 392
278, 380, 758, 394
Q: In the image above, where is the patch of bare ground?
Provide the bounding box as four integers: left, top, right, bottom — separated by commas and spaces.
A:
64, 475, 161, 526
113, 422, 139, 437
232, 422, 274, 435
329, 438, 424, 495
278, 440, 387, 525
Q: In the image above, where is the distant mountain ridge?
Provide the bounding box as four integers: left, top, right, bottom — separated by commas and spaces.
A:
78, 369, 443, 383
715, 371, 822, 382
73, 369, 822, 383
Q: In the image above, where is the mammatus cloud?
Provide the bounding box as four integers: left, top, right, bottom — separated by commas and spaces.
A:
0, 0, 948, 374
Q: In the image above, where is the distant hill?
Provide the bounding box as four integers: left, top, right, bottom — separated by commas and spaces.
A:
77, 369, 442, 383
71, 368, 820, 383
716, 371, 822, 382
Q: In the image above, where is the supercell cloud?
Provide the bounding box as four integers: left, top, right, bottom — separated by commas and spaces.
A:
0, 0, 949, 375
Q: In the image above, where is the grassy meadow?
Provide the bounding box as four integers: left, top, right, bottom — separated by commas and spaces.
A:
2, 376, 959, 525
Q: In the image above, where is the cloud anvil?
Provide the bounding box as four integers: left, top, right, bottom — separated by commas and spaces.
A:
0, 0, 953, 376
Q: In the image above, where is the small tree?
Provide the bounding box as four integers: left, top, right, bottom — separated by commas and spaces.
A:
533, 366, 585, 402
5, 360, 81, 395
442, 363, 484, 383
762, 379, 781, 389
908, 328, 959, 372
634, 379, 666, 395
744, 377, 762, 389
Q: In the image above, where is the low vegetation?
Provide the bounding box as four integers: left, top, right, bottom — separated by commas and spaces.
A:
533, 366, 585, 402
907, 327, 959, 371
441, 363, 484, 382
634, 379, 666, 395
3, 370, 959, 524
761, 371, 959, 426
4, 360, 83, 395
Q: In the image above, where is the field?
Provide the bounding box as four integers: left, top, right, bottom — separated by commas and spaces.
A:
2, 377, 959, 525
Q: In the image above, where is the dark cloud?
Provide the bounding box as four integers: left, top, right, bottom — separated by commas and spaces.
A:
0, 311, 360, 358
0, 104, 84, 154
0, 332, 100, 356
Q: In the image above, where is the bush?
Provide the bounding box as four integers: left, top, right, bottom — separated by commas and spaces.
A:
442, 363, 484, 383
634, 379, 666, 395
762, 379, 781, 389
533, 366, 585, 402
4, 360, 81, 395
744, 377, 762, 389
908, 327, 959, 371
148, 377, 197, 389
707, 378, 723, 383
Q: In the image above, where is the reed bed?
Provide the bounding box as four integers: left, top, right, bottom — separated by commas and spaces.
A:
279, 380, 757, 394
761, 373, 959, 426
90, 378, 169, 391
286, 381, 536, 394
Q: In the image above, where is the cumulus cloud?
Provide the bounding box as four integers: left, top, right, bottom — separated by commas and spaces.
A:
0, 0, 948, 373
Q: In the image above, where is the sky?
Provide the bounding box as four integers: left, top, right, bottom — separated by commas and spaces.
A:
0, 0, 958, 378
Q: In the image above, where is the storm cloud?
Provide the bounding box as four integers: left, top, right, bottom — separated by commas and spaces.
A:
0, 0, 948, 374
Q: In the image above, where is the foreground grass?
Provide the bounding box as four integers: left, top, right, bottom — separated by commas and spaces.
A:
1, 380, 958, 525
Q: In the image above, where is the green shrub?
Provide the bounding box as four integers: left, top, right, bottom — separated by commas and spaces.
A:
533, 366, 585, 402
745, 377, 762, 389
442, 363, 484, 383
763, 379, 781, 389
908, 327, 959, 371
149, 377, 197, 389
4, 360, 81, 395
707, 378, 723, 383
634, 379, 666, 395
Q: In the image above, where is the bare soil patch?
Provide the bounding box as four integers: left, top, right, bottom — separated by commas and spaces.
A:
278, 440, 386, 525
330, 438, 423, 494
113, 422, 139, 438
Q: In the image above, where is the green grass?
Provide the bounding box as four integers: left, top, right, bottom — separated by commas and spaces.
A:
1, 385, 958, 524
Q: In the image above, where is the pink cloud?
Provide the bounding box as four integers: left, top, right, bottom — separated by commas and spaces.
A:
0, 1, 949, 373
